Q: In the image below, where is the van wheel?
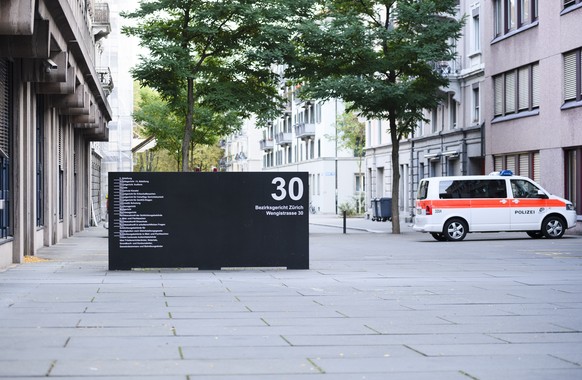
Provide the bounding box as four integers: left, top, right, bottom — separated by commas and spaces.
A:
443, 219, 468, 241
526, 231, 543, 239
430, 233, 447, 241
542, 216, 566, 239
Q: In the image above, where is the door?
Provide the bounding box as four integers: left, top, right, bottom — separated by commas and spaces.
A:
509, 179, 547, 230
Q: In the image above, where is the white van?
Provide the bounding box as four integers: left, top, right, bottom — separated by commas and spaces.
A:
413, 171, 577, 241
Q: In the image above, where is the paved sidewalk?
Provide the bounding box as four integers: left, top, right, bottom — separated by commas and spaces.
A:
0, 218, 582, 379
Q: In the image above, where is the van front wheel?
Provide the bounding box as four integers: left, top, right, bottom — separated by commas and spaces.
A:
443, 219, 468, 241
542, 216, 566, 239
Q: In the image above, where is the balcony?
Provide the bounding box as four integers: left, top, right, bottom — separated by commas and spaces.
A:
294, 123, 315, 140
96, 67, 114, 96
275, 132, 293, 146
260, 138, 274, 151
92, 2, 111, 41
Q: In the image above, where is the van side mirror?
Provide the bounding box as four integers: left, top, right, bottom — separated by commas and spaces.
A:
537, 190, 549, 199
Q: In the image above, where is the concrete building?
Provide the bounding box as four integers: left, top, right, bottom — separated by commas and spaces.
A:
0, 0, 112, 267
482, 1, 582, 218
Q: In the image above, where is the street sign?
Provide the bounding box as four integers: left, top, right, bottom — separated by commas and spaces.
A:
108, 172, 309, 270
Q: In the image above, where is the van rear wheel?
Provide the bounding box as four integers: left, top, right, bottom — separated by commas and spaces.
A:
541, 216, 566, 239
443, 219, 468, 241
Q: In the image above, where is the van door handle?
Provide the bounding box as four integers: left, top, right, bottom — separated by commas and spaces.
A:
500, 199, 508, 204
512, 199, 520, 204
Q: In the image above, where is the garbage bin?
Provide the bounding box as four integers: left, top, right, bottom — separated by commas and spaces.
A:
370, 198, 380, 221
377, 197, 392, 222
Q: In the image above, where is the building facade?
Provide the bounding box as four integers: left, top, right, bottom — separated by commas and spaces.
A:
258, 75, 361, 215
483, 0, 582, 218
0, 0, 112, 267
224, 67, 362, 215
364, 1, 483, 220
364, 0, 581, 229
220, 117, 263, 173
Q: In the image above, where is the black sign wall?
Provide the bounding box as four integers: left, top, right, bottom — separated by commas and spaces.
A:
108, 172, 309, 270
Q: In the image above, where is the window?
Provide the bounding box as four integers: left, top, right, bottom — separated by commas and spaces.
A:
564, 49, 582, 103
472, 86, 480, 122
494, 152, 540, 181
494, 0, 538, 38
36, 95, 44, 227
0, 59, 11, 238
493, 63, 539, 117
355, 174, 365, 193
431, 108, 437, 132
564, 0, 582, 10
417, 180, 429, 200
511, 179, 543, 198
439, 180, 507, 199
377, 120, 382, 145
565, 147, 581, 214
472, 13, 480, 52
449, 94, 457, 129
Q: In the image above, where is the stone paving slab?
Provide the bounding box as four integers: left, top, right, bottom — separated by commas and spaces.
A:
1, 218, 582, 379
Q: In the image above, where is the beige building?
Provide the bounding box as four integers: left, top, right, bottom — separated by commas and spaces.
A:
0, 0, 112, 267
364, 0, 581, 228
482, 0, 582, 219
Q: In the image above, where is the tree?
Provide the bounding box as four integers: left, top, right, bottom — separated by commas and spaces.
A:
133, 86, 233, 171
333, 111, 366, 213
285, 0, 463, 233
122, 0, 306, 171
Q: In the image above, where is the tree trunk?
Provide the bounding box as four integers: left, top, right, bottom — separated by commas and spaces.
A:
389, 112, 401, 234
181, 78, 195, 172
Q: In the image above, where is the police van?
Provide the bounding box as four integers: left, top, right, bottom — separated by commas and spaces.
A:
413, 170, 577, 241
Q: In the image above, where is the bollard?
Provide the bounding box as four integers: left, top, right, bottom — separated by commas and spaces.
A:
343, 211, 347, 234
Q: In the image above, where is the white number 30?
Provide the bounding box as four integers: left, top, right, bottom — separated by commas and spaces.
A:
271, 177, 304, 201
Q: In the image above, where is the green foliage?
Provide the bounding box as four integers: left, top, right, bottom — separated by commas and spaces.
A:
122, 0, 311, 170
335, 111, 366, 158
289, 0, 463, 134
338, 201, 356, 217
133, 86, 239, 170
284, 0, 463, 232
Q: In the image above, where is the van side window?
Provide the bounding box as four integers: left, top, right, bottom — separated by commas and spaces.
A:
417, 180, 430, 200
511, 179, 542, 198
439, 180, 507, 199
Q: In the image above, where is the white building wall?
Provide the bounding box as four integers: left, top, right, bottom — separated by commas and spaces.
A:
99, 0, 136, 195
260, 93, 360, 215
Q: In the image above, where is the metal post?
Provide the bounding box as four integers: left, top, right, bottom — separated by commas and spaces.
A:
343, 211, 347, 234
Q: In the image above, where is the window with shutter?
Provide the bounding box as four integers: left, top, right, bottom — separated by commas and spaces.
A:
518, 67, 530, 111
519, 154, 530, 177
505, 71, 516, 114
506, 155, 516, 173
532, 152, 540, 182
531, 63, 540, 108
494, 76, 503, 116
564, 51, 577, 102
494, 156, 503, 172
